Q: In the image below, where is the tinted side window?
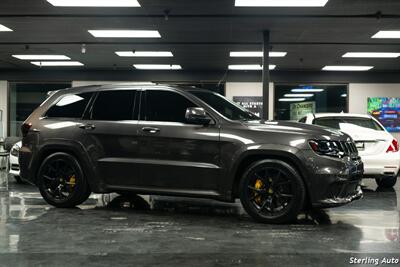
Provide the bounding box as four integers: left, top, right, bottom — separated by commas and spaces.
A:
145, 90, 197, 123
91, 90, 136, 121
46, 92, 93, 118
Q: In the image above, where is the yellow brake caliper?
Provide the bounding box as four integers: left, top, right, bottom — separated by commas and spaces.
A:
254, 179, 264, 205
68, 175, 76, 192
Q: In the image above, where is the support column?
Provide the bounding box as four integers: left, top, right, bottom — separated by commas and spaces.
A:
262, 30, 270, 120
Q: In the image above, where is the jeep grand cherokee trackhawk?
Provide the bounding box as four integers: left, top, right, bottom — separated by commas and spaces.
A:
19, 84, 363, 224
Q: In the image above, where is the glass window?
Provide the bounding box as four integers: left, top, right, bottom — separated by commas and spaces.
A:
46, 92, 93, 119
189, 90, 260, 121
274, 84, 347, 121
314, 117, 384, 131
144, 90, 196, 123
9, 82, 71, 137
91, 90, 136, 121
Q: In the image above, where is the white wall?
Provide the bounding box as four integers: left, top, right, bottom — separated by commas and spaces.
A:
0, 81, 7, 138
225, 82, 274, 120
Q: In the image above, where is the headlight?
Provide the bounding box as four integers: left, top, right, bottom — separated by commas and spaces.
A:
10, 145, 20, 157
309, 140, 344, 158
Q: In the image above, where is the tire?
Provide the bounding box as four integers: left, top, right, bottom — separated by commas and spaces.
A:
239, 159, 306, 224
14, 175, 23, 184
37, 152, 91, 208
375, 176, 397, 188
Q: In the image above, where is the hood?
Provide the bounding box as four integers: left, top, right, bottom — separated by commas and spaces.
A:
338, 123, 391, 142
242, 120, 348, 140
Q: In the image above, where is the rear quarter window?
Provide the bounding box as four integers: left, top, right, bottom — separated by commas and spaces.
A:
46, 92, 93, 119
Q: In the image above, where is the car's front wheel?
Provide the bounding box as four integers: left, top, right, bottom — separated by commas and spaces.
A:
239, 159, 306, 224
375, 175, 397, 188
37, 152, 91, 208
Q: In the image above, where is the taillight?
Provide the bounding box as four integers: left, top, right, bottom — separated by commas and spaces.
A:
21, 123, 32, 137
387, 138, 399, 153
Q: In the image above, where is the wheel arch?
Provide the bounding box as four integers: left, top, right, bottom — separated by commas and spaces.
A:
230, 150, 311, 206
34, 141, 103, 192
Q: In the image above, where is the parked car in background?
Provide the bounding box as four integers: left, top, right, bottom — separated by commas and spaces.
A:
300, 113, 399, 188
19, 84, 363, 224
9, 141, 22, 183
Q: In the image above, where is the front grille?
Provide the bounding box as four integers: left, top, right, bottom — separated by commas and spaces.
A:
334, 141, 358, 156
11, 164, 20, 171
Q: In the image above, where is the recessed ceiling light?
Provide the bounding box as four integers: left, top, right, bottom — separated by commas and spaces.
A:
13, 55, 71, 60
284, 93, 314, 98
228, 64, 276, 70
133, 64, 182, 70
279, 98, 306, 102
291, 88, 324, 93
372, 31, 400, 39
89, 30, 161, 38
342, 52, 400, 58
31, 61, 84, 66
46, 0, 140, 7
0, 24, 13, 32
229, 51, 287, 57
322, 66, 373, 71
235, 0, 329, 7
116, 51, 173, 57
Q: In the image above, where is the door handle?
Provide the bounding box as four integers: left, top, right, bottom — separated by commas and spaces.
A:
141, 127, 160, 134
78, 123, 96, 130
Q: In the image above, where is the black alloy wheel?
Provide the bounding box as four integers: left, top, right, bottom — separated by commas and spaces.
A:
37, 152, 91, 208
239, 159, 306, 224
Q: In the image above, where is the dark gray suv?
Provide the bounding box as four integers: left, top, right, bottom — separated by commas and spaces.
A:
19, 84, 363, 223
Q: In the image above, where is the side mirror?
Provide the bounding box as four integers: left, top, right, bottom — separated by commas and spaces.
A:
185, 107, 212, 125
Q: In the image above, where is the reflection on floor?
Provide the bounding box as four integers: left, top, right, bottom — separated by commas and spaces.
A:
0, 176, 399, 266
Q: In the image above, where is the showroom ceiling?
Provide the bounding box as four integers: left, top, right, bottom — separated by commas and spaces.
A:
0, 0, 399, 72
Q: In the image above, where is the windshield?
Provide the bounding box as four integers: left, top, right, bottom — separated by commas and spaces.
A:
189, 90, 260, 121
313, 117, 384, 131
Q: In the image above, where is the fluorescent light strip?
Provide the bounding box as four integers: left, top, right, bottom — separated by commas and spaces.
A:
228, 64, 276, 70
279, 98, 306, 102
235, 0, 329, 7
0, 24, 13, 32
341, 94, 347, 97
372, 31, 400, 39
284, 93, 314, 98
133, 64, 182, 70
230, 51, 287, 57
322, 66, 373, 71
31, 61, 84, 66
342, 52, 400, 58
89, 30, 161, 38
13, 55, 71, 60
292, 88, 324, 93
116, 51, 173, 57
46, 0, 140, 7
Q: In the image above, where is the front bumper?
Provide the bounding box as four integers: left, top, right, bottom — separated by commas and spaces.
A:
9, 154, 20, 176
301, 150, 364, 208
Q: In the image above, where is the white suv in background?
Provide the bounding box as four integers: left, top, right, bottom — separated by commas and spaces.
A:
300, 113, 399, 188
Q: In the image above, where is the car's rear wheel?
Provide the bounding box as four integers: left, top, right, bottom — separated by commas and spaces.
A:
239, 159, 306, 224
375, 176, 397, 188
37, 152, 91, 208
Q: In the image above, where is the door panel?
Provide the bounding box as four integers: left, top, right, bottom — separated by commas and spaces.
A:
76, 90, 140, 187
137, 90, 221, 191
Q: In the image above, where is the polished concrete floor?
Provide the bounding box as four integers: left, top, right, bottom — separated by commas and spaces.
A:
0, 175, 399, 267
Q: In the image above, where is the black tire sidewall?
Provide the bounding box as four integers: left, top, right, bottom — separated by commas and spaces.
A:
37, 152, 90, 208
239, 159, 306, 224
376, 176, 397, 188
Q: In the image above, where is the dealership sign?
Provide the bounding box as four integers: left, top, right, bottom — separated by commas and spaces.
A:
290, 101, 316, 121
233, 96, 263, 117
